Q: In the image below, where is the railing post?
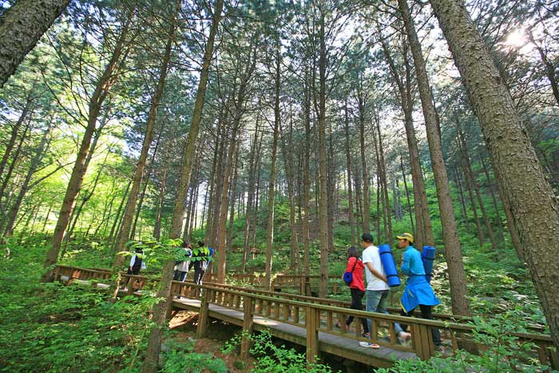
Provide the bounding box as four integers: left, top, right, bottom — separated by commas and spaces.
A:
306, 306, 319, 365
196, 288, 210, 338
240, 296, 254, 360
53, 266, 60, 282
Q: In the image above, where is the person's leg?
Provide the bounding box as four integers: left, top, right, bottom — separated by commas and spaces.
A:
399, 307, 416, 332
377, 290, 406, 336
179, 271, 187, 282
193, 262, 202, 284
419, 304, 441, 345
355, 290, 369, 334
198, 270, 206, 284
173, 270, 181, 281
346, 288, 360, 327
365, 290, 383, 335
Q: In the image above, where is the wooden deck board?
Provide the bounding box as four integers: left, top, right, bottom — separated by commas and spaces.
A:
173, 297, 416, 367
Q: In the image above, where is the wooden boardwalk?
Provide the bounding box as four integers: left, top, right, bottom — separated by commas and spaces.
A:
173, 296, 416, 368
53, 265, 559, 370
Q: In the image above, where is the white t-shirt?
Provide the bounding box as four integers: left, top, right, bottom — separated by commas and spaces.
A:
362, 244, 389, 291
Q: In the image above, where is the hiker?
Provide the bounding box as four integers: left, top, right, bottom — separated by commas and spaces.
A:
359, 233, 410, 349
396, 232, 441, 346
128, 247, 146, 275
193, 241, 210, 284
174, 241, 192, 282
341, 246, 370, 338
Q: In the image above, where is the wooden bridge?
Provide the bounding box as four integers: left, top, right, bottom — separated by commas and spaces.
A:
53, 265, 559, 370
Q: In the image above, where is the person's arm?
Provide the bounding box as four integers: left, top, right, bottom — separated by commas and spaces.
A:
401, 250, 411, 276
365, 262, 387, 283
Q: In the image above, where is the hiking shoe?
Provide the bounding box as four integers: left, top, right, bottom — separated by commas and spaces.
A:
397, 331, 411, 344
359, 342, 380, 349
361, 332, 371, 338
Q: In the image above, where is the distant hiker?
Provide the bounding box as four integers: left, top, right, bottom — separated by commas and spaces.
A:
359, 233, 410, 349
128, 247, 146, 275
396, 232, 441, 346
340, 246, 369, 338
193, 241, 210, 284
174, 241, 192, 282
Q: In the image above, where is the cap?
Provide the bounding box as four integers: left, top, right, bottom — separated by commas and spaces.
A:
396, 232, 414, 243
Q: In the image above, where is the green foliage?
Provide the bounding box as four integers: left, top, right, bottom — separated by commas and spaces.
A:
0, 242, 155, 372
224, 330, 338, 373
161, 336, 227, 373
376, 308, 554, 373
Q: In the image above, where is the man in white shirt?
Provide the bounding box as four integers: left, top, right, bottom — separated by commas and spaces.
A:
359, 233, 410, 348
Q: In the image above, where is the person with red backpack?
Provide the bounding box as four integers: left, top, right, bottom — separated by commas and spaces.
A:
341, 246, 370, 338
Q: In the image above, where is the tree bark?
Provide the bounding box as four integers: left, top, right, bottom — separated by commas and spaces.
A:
430, 0, 559, 345
399, 0, 471, 315
316, 11, 329, 298
265, 48, 281, 290
0, 0, 71, 87
280, 117, 300, 272
114, 9, 175, 269
380, 37, 434, 249
400, 156, 415, 233
242, 113, 260, 272
344, 103, 356, 246
169, 0, 223, 240
43, 12, 133, 282
3, 123, 52, 237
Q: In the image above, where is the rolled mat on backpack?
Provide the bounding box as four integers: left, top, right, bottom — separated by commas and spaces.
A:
378, 244, 401, 287
422, 246, 436, 284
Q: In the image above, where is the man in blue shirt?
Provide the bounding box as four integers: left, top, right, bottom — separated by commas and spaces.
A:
397, 232, 441, 346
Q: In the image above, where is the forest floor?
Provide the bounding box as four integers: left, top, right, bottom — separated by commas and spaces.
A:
168, 310, 255, 373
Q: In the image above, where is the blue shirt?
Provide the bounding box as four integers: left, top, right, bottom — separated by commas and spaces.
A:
401, 246, 425, 276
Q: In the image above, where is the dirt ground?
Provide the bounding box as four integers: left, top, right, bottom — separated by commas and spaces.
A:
168, 310, 255, 373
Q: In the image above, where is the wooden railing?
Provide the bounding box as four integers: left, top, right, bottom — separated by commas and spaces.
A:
52, 265, 559, 369
170, 281, 558, 368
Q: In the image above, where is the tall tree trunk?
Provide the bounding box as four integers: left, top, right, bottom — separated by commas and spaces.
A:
399, 0, 471, 315
114, 10, 175, 269
3, 123, 52, 237
357, 89, 370, 234
316, 11, 330, 298
242, 113, 260, 272
0, 120, 31, 219
453, 167, 468, 222
528, 30, 559, 107
265, 48, 281, 290
280, 117, 300, 272
343, 103, 356, 246
0, 95, 32, 184
429, 0, 559, 345
169, 0, 223, 239
302, 68, 312, 295
375, 109, 392, 244
0, 0, 71, 87
400, 156, 415, 233
107, 180, 131, 250
131, 129, 163, 240
480, 156, 505, 243
153, 138, 173, 240
457, 123, 497, 251
61, 150, 109, 257
42, 13, 133, 282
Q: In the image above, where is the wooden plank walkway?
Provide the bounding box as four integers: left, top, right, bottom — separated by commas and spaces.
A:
173, 296, 416, 368
52, 265, 559, 370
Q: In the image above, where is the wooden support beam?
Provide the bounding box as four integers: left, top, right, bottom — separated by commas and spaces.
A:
240, 296, 254, 360
306, 306, 319, 365
196, 289, 210, 338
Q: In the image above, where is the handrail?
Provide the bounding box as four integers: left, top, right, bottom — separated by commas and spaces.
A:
52, 264, 558, 368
